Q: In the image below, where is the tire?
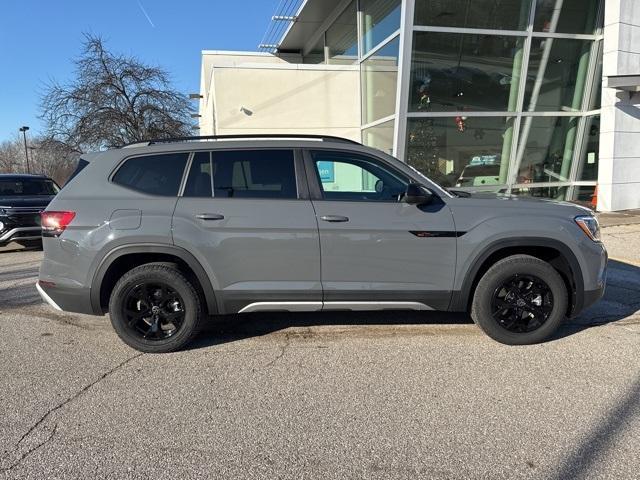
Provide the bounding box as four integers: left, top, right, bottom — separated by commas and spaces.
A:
471, 254, 568, 345
109, 263, 203, 353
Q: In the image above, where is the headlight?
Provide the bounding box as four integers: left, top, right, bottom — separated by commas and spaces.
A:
575, 215, 601, 242
0, 220, 4, 231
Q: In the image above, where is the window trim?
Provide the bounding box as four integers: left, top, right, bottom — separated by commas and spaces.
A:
303, 148, 413, 203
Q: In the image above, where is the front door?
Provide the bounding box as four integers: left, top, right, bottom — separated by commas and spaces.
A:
306, 149, 457, 311
172, 148, 321, 313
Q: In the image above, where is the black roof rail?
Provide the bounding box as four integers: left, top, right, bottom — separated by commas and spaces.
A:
120, 134, 362, 148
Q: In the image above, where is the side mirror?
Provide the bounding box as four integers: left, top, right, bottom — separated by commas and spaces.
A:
404, 183, 433, 205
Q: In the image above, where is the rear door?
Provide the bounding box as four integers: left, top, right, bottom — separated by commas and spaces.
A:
305, 149, 457, 311
172, 148, 321, 314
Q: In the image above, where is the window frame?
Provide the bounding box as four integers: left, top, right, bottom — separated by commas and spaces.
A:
303, 148, 412, 203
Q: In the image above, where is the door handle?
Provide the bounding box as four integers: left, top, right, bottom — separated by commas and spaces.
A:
320, 215, 349, 222
196, 213, 225, 221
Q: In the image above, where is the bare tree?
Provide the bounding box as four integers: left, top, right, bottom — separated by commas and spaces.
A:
0, 138, 22, 173
40, 34, 194, 151
0, 136, 78, 185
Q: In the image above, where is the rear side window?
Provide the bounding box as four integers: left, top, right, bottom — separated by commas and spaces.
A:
113, 153, 188, 196
183, 152, 213, 197
211, 150, 296, 199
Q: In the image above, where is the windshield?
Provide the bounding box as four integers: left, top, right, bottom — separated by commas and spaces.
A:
0, 178, 60, 196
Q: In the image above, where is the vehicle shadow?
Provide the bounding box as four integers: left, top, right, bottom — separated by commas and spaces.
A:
190, 259, 640, 350
554, 259, 640, 340
190, 309, 473, 350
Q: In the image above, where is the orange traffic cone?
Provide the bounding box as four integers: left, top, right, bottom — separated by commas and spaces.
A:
590, 185, 598, 210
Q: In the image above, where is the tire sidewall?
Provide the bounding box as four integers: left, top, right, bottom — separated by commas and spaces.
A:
472, 257, 568, 345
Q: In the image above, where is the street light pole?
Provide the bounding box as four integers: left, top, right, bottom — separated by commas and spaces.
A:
18, 126, 31, 173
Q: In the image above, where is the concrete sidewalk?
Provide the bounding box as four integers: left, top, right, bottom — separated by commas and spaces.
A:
598, 209, 640, 228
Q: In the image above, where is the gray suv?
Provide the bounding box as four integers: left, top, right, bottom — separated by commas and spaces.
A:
37, 135, 607, 353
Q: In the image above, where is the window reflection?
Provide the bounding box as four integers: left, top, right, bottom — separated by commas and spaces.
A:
361, 0, 401, 54
524, 38, 593, 111
406, 117, 513, 188
577, 116, 599, 181
533, 0, 600, 35
326, 1, 358, 64
363, 120, 395, 155
515, 116, 578, 184
414, 0, 531, 31
409, 32, 525, 112
362, 37, 399, 124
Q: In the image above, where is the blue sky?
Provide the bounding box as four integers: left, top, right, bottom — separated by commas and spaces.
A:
0, 0, 280, 141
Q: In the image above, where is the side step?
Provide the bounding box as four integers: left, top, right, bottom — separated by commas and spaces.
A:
238, 301, 432, 313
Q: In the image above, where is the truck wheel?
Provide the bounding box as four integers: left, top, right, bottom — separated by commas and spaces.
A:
471, 254, 568, 345
109, 263, 203, 353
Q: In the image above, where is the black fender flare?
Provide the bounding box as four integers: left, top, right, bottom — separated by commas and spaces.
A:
90, 243, 219, 315
451, 237, 584, 316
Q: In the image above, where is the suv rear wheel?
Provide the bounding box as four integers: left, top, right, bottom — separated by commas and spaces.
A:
471, 254, 568, 345
109, 263, 203, 353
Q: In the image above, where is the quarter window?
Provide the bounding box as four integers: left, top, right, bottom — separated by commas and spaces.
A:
112, 153, 188, 196
311, 151, 407, 202
211, 150, 297, 199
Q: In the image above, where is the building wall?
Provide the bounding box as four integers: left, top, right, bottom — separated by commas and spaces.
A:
599, 0, 640, 211
199, 53, 361, 141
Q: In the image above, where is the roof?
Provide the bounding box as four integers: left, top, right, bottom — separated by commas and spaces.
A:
0, 173, 48, 179
275, 0, 344, 52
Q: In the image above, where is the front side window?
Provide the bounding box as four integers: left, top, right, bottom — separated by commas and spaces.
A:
312, 151, 407, 202
112, 153, 188, 196
211, 150, 297, 199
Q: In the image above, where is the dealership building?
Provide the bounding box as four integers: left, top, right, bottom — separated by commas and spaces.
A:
198, 0, 640, 211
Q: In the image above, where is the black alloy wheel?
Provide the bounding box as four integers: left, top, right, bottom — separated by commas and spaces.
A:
122, 282, 186, 340
491, 274, 553, 333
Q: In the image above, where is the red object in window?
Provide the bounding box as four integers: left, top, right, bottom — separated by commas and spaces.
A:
41, 211, 76, 234
455, 116, 466, 132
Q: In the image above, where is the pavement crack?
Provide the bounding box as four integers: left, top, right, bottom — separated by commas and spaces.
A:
1, 353, 143, 472
1, 424, 58, 473
263, 333, 291, 368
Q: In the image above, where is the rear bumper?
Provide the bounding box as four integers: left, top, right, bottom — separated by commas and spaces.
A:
36, 281, 96, 315
0, 227, 41, 245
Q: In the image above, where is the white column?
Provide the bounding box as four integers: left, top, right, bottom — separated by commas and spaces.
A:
599, 0, 640, 211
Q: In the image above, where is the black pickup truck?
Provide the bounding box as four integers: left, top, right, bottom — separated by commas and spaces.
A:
0, 174, 60, 248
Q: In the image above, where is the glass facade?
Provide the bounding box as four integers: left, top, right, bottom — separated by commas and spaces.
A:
405, 0, 603, 201
294, 0, 603, 202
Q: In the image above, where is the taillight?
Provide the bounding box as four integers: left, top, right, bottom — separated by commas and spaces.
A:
41, 211, 76, 237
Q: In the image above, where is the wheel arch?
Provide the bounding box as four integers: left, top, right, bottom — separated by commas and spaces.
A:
91, 244, 219, 315
452, 238, 585, 317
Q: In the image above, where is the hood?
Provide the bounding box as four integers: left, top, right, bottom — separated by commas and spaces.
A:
0, 195, 55, 210
447, 190, 594, 218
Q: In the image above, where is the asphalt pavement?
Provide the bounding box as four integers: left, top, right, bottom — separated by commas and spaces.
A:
0, 225, 638, 479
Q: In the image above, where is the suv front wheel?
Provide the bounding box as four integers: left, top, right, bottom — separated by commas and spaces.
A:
471, 254, 568, 345
109, 263, 203, 353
